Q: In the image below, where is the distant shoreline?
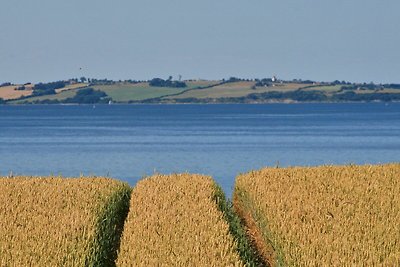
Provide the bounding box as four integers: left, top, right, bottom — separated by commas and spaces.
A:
2, 101, 399, 107
2, 78, 400, 105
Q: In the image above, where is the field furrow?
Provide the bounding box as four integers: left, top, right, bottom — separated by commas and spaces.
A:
234, 164, 400, 266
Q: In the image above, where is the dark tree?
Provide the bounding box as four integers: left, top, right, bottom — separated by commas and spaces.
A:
32, 81, 67, 96
63, 88, 110, 104
149, 78, 187, 88
0, 82, 12, 87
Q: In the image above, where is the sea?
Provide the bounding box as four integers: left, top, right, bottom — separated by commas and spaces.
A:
1, 103, 399, 195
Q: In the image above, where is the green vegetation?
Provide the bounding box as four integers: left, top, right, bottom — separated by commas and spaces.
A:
11, 88, 111, 104
163, 88, 400, 103
63, 88, 110, 104
92, 83, 188, 102
331, 91, 400, 102
91, 81, 220, 102
149, 77, 187, 88
10, 89, 78, 104
165, 82, 307, 100
32, 81, 68, 96
91, 182, 131, 266
300, 84, 342, 93
165, 81, 257, 99
185, 80, 220, 88
3, 77, 400, 104
213, 184, 265, 266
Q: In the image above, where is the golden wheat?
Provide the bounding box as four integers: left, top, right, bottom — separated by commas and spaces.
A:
0, 85, 32, 100
0, 176, 130, 266
234, 164, 400, 266
116, 173, 243, 266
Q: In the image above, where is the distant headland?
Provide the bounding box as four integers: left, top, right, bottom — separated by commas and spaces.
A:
1, 76, 400, 104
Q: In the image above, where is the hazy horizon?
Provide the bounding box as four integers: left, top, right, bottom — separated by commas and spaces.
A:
1, 0, 400, 84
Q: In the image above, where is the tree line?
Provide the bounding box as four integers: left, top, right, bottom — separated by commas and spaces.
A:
149, 77, 187, 88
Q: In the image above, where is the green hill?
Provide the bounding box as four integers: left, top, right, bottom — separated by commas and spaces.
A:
5, 79, 400, 104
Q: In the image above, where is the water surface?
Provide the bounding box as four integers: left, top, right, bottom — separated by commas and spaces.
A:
1, 103, 399, 194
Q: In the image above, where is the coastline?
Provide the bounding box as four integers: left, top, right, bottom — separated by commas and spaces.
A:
2, 100, 399, 106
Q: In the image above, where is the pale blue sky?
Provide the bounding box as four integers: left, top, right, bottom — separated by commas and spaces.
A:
1, 0, 399, 83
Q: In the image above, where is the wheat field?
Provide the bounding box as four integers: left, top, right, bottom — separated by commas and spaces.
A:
234, 164, 400, 266
116, 173, 243, 266
0, 176, 131, 266
0, 85, 33, 100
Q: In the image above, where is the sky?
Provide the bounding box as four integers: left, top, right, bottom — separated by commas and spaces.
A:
1, 0, 400, 84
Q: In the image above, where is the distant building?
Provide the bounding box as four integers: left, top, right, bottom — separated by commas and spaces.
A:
272, 75, 277, 82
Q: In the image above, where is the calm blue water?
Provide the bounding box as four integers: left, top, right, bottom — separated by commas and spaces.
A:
1, 103, 399, 194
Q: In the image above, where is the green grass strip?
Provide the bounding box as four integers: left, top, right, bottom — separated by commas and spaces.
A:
234, 188, 286, 267
87, 182, 132, 267
213, 184, 266, 267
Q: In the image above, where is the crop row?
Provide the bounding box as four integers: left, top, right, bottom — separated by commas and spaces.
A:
116, 174, 243, 266
234, 164, 400, 266
1, 164, 399, 266
0, 177, 131, 266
